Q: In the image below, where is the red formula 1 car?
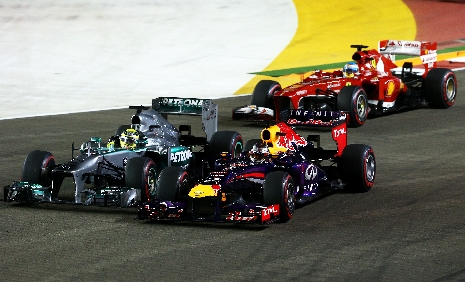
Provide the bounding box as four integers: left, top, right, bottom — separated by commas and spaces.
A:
233, 40, 457, 127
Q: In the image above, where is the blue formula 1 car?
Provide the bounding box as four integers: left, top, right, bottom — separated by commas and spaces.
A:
138, 110, 376, 224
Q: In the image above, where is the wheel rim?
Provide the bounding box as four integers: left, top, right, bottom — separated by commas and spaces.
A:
286, 182, 296, 215
147, 169, 156, 197
445, 77, 456, 101
233, 142, 243, 158
365, 154, 375, 182
356, 94, 367, 119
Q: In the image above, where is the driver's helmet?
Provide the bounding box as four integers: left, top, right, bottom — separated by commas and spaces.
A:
120, 128, 140, 150
248, 143, 270, 163
343, 62, 359, 78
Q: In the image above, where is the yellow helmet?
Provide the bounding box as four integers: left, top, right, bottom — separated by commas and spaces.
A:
120, 129, 140, 150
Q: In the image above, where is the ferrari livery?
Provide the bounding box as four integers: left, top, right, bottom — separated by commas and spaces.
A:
233, 40, 457, 127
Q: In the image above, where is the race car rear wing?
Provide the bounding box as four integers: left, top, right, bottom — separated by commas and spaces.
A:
378, 39, 437, 73
151, 97, 218, 141
284, 109, 347, 157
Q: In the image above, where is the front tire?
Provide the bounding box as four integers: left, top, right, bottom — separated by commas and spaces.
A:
424, 68, 457, 108
156, 166, 189, 202
263, 171, 295, 223
125, 157, 157, 202
209, 131, 243, 158
337, 86, 368, 127
21, 150, 55, 186
339, 144, 376, 193
251, 80, 281, 110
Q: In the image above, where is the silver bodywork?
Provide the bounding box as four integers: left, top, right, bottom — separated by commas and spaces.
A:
10, 98, 218, 206
131, 109, 180, 149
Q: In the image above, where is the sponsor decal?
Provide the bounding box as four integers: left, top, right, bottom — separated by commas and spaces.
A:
286, 110, 339, 126
261, 204, 280, 222
421, 53, 437, 64
287, 119, 333, 126
123, 158, 128, 167
402, 41, 420, 48
296, 90, 307, 95
170, 150, 193, 163
292, 110, 339, 118
327, 82, 341, 89
262, 205, 279, 217
332, 127, 346, 138
162, 98, 206, 107
305, 165, 317, 180
385, 80, 395, 97
299, 183, 318, 191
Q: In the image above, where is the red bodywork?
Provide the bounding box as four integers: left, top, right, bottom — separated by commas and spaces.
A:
273, 40, 437, 121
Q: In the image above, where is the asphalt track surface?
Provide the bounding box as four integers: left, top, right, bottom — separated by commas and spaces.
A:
0, 70, 463, 281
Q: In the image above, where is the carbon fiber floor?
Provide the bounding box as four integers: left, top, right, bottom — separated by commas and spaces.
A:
1, 71, 464, 282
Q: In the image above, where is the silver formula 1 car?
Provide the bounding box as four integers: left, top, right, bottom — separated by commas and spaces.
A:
4, 98, 243, 207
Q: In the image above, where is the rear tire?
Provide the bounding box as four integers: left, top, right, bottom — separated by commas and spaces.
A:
339, 144, 376, 192
337, 86, 368, 127
125, 157, 157, 202
424, 68, 457, 108
263, 171, 295, 223
209, 131, 243, 158
21, 150, 55, 186
156, 166, 189, 202
251, 80, 281, 110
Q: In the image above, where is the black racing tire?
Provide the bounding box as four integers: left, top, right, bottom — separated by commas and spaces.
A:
339, 144, 376, 193
244, 139, 263, 152
209, 131, 243, 158
115, 125, 131, 136
337, 86, 368, 127
21, 150, 55, 186
251, 80, 281, 110
125, 157, 157, 202
263, 171, 295, 223
424, 68, 457, 108
156, 166, 189, 202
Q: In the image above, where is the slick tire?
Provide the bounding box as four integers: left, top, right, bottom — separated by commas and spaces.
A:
251, 80, 281, 110
337, 86, 368, 127
208, 131, 243, 159
424, 68, 457, 108
263, 171, 295, 223
125, 157, 157, 202
21, 150, 55, 186
157, 166, 189, 202
339, 144, 376, 193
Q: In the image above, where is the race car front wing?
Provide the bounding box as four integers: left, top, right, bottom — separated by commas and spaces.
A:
138, 199, 282, 224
